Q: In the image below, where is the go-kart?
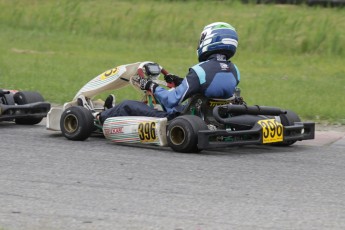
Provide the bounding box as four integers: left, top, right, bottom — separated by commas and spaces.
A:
46, 61, 315, 153
0, 89, 51, 125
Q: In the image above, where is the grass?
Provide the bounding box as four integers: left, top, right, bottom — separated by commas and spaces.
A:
0, 0, 344, 124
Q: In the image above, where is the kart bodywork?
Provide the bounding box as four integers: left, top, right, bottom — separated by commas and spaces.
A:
0, 89, 51, 125
46, 61, 315, 153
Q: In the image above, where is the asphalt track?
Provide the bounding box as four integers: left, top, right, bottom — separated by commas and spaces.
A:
1, 119, 345, 230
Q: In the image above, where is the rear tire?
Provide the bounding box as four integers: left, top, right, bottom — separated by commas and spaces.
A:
60, 106, 94, 141
167, 115, 208, 153
14, 91, 45, 125
275, 110, 301, 146
4, 92, 15, 105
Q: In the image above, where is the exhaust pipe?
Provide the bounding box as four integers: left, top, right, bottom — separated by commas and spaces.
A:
213, 104, 287, 124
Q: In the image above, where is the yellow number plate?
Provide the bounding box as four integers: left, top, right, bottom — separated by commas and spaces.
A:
138, 122, 157, 143
258, 119, 283, 144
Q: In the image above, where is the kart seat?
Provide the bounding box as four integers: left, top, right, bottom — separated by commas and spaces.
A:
180, 94, 234, 125
180, 93, 258, 129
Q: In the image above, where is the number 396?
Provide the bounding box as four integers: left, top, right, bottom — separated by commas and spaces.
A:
138, 122, 157, 141
260, 120, 283, 138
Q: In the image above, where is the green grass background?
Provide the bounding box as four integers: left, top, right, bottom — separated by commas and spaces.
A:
0, 0, 344, 123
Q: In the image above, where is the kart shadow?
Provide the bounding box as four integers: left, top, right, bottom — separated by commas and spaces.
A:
0, 121, 17, 127
46, 132, 107, 142
201, 145, 306, 156
44, 130, 311, 157
106, 139, 306, 156
0, 121, 46, 128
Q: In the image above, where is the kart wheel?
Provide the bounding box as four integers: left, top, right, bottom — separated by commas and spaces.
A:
4, 92, 15, 105
60, 106, 94, 141
276, 110, 301, 146
14, 91, 45, 125
167, 115, 208, 153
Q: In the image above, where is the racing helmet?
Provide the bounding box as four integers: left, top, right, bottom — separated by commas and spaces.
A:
197, 22, 238, 62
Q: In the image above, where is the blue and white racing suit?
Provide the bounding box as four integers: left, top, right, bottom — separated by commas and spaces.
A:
99, 54, 240, 123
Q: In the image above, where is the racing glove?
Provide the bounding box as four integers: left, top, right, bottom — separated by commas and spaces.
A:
164, 74, 183, 87
138, 78, 158, 93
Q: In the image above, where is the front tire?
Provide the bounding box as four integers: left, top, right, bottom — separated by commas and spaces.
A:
167, 115, 208, 153
60, 106, 94, 141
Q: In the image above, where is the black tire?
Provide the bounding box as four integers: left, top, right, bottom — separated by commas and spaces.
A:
275, 110, 301, 146
167, 115, 208, 153
4, 92, 15, 105
14, 91, 45, 125
60, 106, 95, 141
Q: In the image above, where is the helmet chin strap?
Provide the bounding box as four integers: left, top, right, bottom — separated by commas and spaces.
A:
215, 54, 227, 61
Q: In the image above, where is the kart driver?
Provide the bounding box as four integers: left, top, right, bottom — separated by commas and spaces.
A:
97, 22, 240, 124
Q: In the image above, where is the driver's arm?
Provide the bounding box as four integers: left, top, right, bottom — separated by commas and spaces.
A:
153, 69, 200, 111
